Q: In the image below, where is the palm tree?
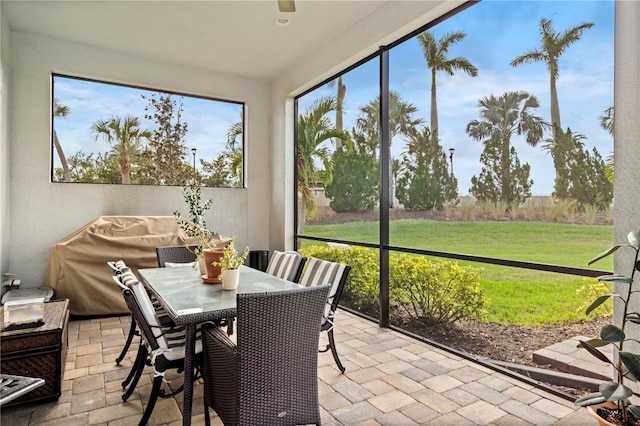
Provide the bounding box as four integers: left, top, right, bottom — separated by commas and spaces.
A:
511, 18, 593, 138
356, 91, 424, 207
53, 99, 72, 182
91, 116, 151, 184
466, 91, 549, 204
225, 116, 244, 186
600, 105, 614, 182
417, 30, 478, 135
297, 96, 349, 229
327, 76, 347, 134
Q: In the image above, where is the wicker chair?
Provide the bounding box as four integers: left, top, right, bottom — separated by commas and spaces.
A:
156, 245, 198, 267
264, 250, 306, 282
299, 257, 351, 373
110, 246, 198, 367
201, 284, 331, 426
112, 263, 203, 426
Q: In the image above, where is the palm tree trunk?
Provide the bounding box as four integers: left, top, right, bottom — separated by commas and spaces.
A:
120, 155, 131, 184
335, 77, 346, 149
550, 76, 561, 139
501, 139, 510, 204
54, 131, 72, 182
430, 69, 438, 134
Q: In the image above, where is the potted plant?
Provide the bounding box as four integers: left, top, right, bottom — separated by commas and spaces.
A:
211, 238, 250, 290
174, 182, 229, 279
575, 229, 640, 426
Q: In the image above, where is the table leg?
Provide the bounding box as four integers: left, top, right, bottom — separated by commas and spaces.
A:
183, 324, 196, 426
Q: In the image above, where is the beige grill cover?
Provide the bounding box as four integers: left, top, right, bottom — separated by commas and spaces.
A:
45, 216, 230, 316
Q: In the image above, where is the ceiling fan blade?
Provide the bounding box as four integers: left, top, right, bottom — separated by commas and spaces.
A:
277, 0, 295, 13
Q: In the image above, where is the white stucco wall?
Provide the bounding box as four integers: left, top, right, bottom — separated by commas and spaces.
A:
614, 1, 640, 249
613, 1, 640, 341
8, 31, 271, 288
0, 10, 10, 284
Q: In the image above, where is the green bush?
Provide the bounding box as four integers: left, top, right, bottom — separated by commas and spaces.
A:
299, 245, 379, 315
390, 254, 486, 327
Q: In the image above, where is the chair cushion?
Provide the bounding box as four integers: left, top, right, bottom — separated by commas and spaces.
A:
265, 251, 302, 282
299, 257, 347, 318
164, 261, 197, 268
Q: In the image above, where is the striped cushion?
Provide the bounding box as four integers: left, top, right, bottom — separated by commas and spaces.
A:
265, 251, 304, 282
299, 258, 347, 318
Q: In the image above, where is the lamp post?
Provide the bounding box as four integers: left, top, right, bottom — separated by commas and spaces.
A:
191, 148, 197, 175
449, 148, 455, 176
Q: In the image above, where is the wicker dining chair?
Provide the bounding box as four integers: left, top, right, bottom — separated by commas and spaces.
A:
201, 284, 331, 426
264, 250, 306, 282
155, 245, 198, 267
299, 257, 351, 373
110, 246, 198, 368
113, 263, 203, 426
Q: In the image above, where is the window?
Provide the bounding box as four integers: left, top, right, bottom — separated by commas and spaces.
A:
52, 74, 244, 187
295, 0, 614, 330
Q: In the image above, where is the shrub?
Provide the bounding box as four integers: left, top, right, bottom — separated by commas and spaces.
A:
389, 254, 486, 327
299, 245, 379, 316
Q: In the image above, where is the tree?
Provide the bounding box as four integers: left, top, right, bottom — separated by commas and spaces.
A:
201, 154, 233, 187
325, 131, 379, 213
91, 116, 151, 184
564, 142, 612, 210
142, 94, 191, 185
395, 126, 458, 211
200, 116, 244, 187
470, 139, 533, 206
327, 76, 347, 148
417, 30, 478, 135
511, 18, 593, 138
225, 118, 244, 186
297, 96, 349, 227
600, 106, 614, 182
356, 91, 424, 207
466, 91, 549, 206
53, 99, 72, 182
542, 127, 586, 200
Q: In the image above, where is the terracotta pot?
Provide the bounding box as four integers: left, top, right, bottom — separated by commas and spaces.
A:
587, 401, 622, 426
203, 249, 225, 283
221, 269, 240, 290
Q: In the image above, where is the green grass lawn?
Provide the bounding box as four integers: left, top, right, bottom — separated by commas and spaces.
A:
304, 220, 614, 326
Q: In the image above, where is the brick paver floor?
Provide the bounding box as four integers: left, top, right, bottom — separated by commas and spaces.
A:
1, 310, 595, 425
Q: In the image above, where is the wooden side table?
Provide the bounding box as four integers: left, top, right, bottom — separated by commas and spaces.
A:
0, 299, 69, 406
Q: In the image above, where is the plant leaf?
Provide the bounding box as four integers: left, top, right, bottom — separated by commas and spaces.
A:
577, 338, 609, 348
574, 392, 606, 406
601, 324, 625, 343
589, 245, 623, 265
579, 340, 613, 364
597, 275, 634, 284
620, 352, 640, 383
629, 405, 640, 418
586, 295, 615, 315
600, 381, 633, 401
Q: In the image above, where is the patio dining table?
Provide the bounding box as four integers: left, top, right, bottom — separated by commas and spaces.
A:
138, 264, 301, 426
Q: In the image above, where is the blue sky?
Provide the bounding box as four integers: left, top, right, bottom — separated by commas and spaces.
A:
300, 0, 614, 196
53, 76, 242, 175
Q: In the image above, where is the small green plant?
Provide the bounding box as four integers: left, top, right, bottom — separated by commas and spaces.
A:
174, 183, 215, 249
574, 229, 640, 424
212, 238, 249, 274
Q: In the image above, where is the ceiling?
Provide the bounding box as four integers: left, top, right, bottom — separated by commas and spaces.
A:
2, 0, 396, 81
